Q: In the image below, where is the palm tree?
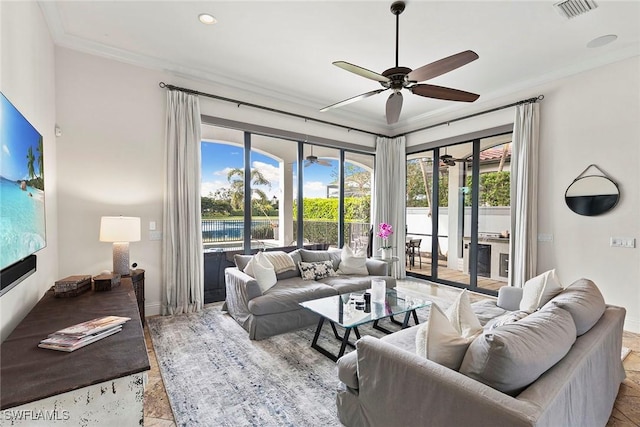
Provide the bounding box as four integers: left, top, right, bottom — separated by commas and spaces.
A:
36, 136, 44, 178
227, 168, 271, 211
26, 146, 36, 180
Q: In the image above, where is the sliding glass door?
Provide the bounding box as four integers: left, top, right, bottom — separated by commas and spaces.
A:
406, 134, 512, 295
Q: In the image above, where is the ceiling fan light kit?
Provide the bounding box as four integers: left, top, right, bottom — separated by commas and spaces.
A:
321, 1, 480, 125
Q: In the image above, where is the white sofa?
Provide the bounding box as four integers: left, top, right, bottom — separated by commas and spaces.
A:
336, 279, 626, 427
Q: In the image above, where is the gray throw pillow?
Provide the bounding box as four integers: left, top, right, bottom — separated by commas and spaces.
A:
234, 254, 253, 271
459, 305, 576, 396
544, 278, 605, 336
299, 249, 341, 271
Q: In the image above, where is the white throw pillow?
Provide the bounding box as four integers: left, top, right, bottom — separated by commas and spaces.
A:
446, 290, 483, 338
415, 303, 476, 371
336, 245, 369, 275
244, 252, 277, 293
519, 269, 563, 313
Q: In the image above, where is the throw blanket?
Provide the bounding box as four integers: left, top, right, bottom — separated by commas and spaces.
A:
263, 251, 296, 274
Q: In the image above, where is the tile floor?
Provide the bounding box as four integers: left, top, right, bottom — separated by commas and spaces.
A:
143, 280, 640, 426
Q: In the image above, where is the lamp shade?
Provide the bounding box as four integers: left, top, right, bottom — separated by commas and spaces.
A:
99, 216, 141, 242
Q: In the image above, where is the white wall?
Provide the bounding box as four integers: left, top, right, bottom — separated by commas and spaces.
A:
54, 48, 167, 316
0, 2, 58, 341
408, 56, 640, 332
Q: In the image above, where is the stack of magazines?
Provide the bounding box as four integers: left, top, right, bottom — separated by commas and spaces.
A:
38, 315, 131, 352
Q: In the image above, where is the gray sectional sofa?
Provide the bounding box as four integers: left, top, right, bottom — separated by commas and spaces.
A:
336, 279, 626, 427
224, 248, 396, 340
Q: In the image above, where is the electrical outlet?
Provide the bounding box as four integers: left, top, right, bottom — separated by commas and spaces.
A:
610, 237, 636, 248
149, 221, 156, 231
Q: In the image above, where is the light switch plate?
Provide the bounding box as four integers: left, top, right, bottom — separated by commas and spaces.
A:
538, 233, 553, 242
149, 231, 163, 241
610, 237, 636, 248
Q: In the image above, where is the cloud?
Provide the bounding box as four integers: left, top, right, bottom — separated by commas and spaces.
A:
252, 161, 280, 185
212, 166, 236, 177
201, 179, 229, 197
303, 181, 327, 198
2, 145, 9, 156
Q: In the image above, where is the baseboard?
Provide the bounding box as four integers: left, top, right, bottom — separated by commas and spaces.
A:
145, 302, 162, 317
624, 316, 640, 334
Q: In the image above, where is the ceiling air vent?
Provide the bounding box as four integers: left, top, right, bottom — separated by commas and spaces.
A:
554, 0, 598, 19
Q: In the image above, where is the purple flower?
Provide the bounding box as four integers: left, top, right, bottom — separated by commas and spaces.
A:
377, 223, 393, 248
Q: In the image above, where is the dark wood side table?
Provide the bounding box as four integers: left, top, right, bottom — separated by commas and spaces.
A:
0, 280, 150, 420
130, 269, 145, 325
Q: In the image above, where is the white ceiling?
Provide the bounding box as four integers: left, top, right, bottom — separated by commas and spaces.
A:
40, 1, 640, 135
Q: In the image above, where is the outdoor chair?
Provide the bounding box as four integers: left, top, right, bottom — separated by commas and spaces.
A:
406, 238, 422, 269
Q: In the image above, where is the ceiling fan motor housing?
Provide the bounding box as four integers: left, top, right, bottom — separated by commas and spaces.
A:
382, 66, 413, 90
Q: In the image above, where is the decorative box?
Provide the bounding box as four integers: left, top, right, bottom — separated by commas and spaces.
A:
93, 273, 121, 292
54, 275, 92, 298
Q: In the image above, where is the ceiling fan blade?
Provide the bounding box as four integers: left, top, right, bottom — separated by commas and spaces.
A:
333, 61, 390, 83
320, 88, 387, 112
317, 159, 332, 167
407, 50, 479, 83
386, 92, 403, 124
411, 84, 480, 102
304, 160, 312, 167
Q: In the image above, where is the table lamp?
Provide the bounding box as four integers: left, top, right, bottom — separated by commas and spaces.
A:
100, 216, 141, 276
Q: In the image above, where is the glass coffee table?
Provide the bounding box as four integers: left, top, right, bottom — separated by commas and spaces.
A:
299, 288, 431, 361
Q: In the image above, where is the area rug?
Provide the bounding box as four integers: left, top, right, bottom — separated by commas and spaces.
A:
148, 303, 432, 427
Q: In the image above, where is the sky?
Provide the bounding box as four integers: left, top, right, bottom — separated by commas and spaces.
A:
0, 93, 43, 181
201, 142, 339, 199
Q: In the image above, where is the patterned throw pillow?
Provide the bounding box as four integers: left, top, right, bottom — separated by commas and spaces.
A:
298, 260, 338, 280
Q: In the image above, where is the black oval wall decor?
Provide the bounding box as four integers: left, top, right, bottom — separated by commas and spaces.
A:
565, 175, 619, 216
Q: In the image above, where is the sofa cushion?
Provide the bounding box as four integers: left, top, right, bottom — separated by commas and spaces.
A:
246, 251, 277, 293
299, 249, 341, 271
415, 303, 477, 371
235, 250, 302, 280
544, 278, 605, 336
459, 305, 576, 396
318, 275, 379, 294
298, 260, 338, 280
247, 277, 337, 315
519, 269, 563, 313
234, 254, 253, 271
336, 245, 369, 275
380, 324, 419, 353
485, 310, 529, 330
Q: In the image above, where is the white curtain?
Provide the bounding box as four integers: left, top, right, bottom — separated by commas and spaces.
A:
162, 90, 204, 315
373, 136, 407, 279
509, 102, 539, 287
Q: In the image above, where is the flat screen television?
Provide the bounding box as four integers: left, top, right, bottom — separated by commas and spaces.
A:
0, 91, 46, 295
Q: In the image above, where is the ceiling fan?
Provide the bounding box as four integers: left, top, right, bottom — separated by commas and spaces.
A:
440, 149, 469, 166
305, 146, 331, 167
320, 1, 480, 124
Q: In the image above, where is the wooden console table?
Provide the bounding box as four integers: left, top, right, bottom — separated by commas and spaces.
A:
0, 276, 150, 425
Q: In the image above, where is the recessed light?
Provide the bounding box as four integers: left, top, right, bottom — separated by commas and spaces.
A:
587, 34, 617, 48
198, 13, 217, 25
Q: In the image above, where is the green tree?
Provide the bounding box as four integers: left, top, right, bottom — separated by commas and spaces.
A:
465, 171, 511, 206
36, 136, 44, 179
227, 167, 270, 211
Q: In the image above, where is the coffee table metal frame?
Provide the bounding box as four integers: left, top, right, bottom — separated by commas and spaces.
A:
300, 289, 430, 361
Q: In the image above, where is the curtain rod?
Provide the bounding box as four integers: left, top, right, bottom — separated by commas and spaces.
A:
158, 82, 384, 138
160, 82, 543, 140
395, 95, 544, 137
